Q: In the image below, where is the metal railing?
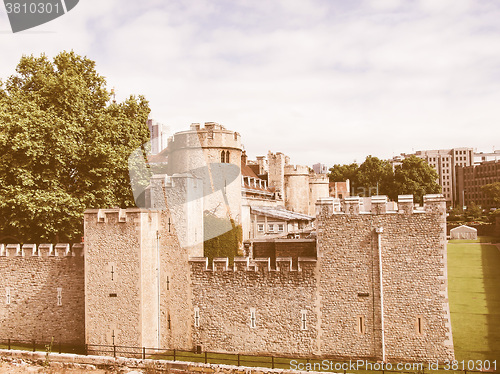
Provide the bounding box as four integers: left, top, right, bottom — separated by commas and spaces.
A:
0, 338, 494, 374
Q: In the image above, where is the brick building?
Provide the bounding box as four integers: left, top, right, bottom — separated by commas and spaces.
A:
456, 160, 500, 209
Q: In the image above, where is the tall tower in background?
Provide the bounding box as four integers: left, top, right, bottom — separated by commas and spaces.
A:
148, 119, 169, 155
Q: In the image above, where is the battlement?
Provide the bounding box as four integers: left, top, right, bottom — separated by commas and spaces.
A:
189, 256, 317, 273
309, 174, 329, 183
284, 164, 309, 176
166, 122, 241, 150
0, 243, 84, 257
85, 208, 161, 223
316, 194, 446, 216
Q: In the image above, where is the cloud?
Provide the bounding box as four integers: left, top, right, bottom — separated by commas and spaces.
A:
1, 0, 500, 166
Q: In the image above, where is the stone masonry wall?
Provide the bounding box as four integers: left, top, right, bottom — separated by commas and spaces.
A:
316, 195, 454, 362
0, 244, 84, 345
84, 209, 160, 348
189, 195, 454, 362
84, 207, 194, 351
189, 258, 319, 357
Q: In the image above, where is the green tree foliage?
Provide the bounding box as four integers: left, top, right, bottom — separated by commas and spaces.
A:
327, 155, 441, 203
465, 202, 483, 222
203, 212, 242, 261
482, 182, 500, 206
392, 155, 441, 203
328, 162, 359, 185
356, 156, 394, 193
0, 51, 150, 243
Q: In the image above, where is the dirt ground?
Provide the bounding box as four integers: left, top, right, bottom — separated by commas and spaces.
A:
0, 358, 146, 374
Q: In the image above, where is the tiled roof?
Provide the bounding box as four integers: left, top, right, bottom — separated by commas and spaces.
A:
250, 206, 313, 221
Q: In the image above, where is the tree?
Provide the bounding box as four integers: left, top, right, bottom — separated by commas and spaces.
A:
392, 155, 441, 203
482, 182, 500, 206
356, 155, 394, 195
465, 202, 483, 222
328, 155, 441, 202
0, 51, 150, 243
328, 162, 359, 187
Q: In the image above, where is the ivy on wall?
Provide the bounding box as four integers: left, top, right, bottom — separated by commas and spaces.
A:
203, 211, 242, 262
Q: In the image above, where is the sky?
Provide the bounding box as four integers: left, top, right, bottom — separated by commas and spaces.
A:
1, 0, 499, 166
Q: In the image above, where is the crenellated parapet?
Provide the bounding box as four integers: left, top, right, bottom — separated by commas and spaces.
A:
166, 122, 241, 151
284, 164, 309, 176
0, 243, 84, 258
316, 194, 446, 216
85, 208, 146, 224
189, 256, 317, 273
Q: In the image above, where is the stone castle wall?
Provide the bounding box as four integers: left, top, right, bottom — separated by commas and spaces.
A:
188, 195, 454, 362
0, 244, 84, 345
84, 208, 194, 351
189, 257, 319, 356
84, 209, 158, 348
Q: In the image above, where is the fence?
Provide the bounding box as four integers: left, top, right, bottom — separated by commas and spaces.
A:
0, 338, 495, 374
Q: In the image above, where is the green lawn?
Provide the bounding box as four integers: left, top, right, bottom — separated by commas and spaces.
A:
448, 236, 498, 244
447, 240, 500, 361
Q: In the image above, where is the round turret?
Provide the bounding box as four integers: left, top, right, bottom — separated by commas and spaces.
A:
162, 122, 242, 222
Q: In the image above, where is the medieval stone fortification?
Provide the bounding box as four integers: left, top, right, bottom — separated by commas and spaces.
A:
0, 123, 454, 363
0, 193, 454, 362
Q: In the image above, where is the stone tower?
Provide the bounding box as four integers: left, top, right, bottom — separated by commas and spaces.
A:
308, 173, 330, 216
267, 152, 288, 201
284, 164, 310, 215
84, 208, 194, 350
162, 122, 242, 224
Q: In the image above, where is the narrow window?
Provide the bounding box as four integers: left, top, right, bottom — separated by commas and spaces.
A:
416, 316, 423, 334
257, 224, 264, 232
166, 276, 170, 291
221, 150, 226, 163
268, 224, 274, 233
226, 151, 230, 163
194, 307, 200, 327
278, 224, 284, 232
5, 287, 10, 305
250, 308, 256, 328
109, 262, 116, 281
57, 288, 62, 306
301, 310, 307, 330
357, 316, 366, 334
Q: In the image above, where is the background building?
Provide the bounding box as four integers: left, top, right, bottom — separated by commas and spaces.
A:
312, 163, 328, 174
456, 160, 500, 209
147, 119, 169, 155
391, 148, 474, 206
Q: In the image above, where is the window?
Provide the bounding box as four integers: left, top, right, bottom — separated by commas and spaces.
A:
250, 308, 256, 328
278, 224, 284, 232
57, 288, 62, 306
194, 307, 200, 327
5, 287, 10, 305
221, 151, 226, 163
357, 316, 366, 334
301, 310, 307, 330
416, 316, 423, 334
268, 224, 274, 233
226, 151, 230, 163
257, 224, 264, 232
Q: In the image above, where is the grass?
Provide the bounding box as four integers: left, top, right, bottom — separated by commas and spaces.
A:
448, 236, 498, 244
447, 238, 500, 362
